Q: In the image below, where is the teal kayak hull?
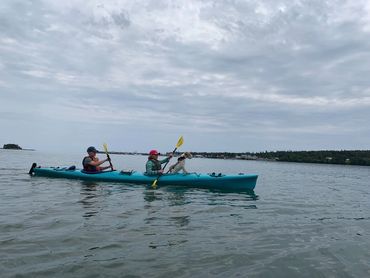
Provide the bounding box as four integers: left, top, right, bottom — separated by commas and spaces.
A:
32, 167, 258, 191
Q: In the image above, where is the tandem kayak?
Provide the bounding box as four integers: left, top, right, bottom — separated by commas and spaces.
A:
30, 164, 258, 191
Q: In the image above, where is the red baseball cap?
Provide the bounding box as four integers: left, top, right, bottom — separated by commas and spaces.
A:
149, 149, 160, 155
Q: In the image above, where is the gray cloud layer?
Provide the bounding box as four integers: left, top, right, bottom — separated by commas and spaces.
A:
1, 0, 370, 152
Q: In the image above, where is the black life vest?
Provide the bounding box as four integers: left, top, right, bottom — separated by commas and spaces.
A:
82, 156, 98, 172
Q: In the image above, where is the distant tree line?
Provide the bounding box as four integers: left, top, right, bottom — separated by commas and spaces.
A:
101, 150, 370, 167
3, 144, 22, 150
253, 150, 370, 166
189, 150, 370, 166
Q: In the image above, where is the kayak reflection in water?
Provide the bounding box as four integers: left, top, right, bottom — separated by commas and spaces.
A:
82, 146, 112, 173
145, 149, 173, 176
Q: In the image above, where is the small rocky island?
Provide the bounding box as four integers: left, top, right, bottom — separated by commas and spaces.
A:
3, 144, 23, 150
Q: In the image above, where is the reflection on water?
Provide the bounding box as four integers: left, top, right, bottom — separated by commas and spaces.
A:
163, 187, 189, 206
143, 187, 190, 206
206, 189, 259, 209
169, 215, 190, 227
142, 186, 258, 210
142, 187, 193, 239
207, 188, 259, 199
143, 188, 163, 204
141, 185, 260, 242
78, 181, 100, 218
143, 186, 258, 202
5, 149, 370, 277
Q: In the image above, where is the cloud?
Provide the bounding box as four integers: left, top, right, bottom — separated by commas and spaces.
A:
1, 0, 370, 151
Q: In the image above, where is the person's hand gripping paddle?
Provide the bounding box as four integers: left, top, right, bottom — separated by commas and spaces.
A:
151, 136, 184, 189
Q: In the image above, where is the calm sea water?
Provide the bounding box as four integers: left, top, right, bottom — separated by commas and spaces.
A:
1, 149, 370, 277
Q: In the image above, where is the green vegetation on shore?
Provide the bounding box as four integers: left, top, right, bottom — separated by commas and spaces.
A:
253, 150, 370, 166
190, 150, 370, 166
102, 150, 370, 166
2, 143, 368, 166
1, 144, 34, 151
2, 144, 22, 150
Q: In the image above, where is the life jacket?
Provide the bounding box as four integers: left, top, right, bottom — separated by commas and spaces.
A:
148, 158, 162, 171
82, 156, 98, 172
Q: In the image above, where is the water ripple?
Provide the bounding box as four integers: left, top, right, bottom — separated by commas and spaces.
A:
2, 152, 370, 277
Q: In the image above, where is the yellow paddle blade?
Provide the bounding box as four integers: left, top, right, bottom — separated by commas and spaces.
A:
176, 136, 184, 148
152, 179, 158, 189
103, 143, 108, 153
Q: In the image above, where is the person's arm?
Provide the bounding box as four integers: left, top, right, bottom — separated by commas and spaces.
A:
99, 165, 112, 171
88, 158, 109, 167
160, 154, 172, 164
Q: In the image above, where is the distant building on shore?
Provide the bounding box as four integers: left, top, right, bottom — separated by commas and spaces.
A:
237, 154, 258, 160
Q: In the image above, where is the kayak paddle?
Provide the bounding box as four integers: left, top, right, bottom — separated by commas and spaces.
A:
103, 143, 114, 171
151, 136, 184, 189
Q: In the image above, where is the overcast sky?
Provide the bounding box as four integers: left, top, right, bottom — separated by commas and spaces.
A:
1, 0, 370, 153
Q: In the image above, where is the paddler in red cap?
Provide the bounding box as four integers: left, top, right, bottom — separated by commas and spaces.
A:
145, 149, 173, 175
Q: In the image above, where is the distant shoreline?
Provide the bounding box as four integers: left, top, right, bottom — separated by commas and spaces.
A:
1, 143, 35, 151
0, 148, 35, 151
98, 150, 370, 167
1, 147, 368, 166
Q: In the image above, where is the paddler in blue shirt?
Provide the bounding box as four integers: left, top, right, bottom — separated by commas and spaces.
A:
83, 146, 111, 172
145, 149, 173, 175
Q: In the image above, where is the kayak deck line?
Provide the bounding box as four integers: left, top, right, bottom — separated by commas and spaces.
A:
29, 163, 258, 191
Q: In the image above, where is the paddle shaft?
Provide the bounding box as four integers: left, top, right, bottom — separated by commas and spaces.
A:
161, 147, 178, 172
106, 153, 114, 171
151, 136, 183, 188
152, 147, 177, 187
103, 144, 114, 171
